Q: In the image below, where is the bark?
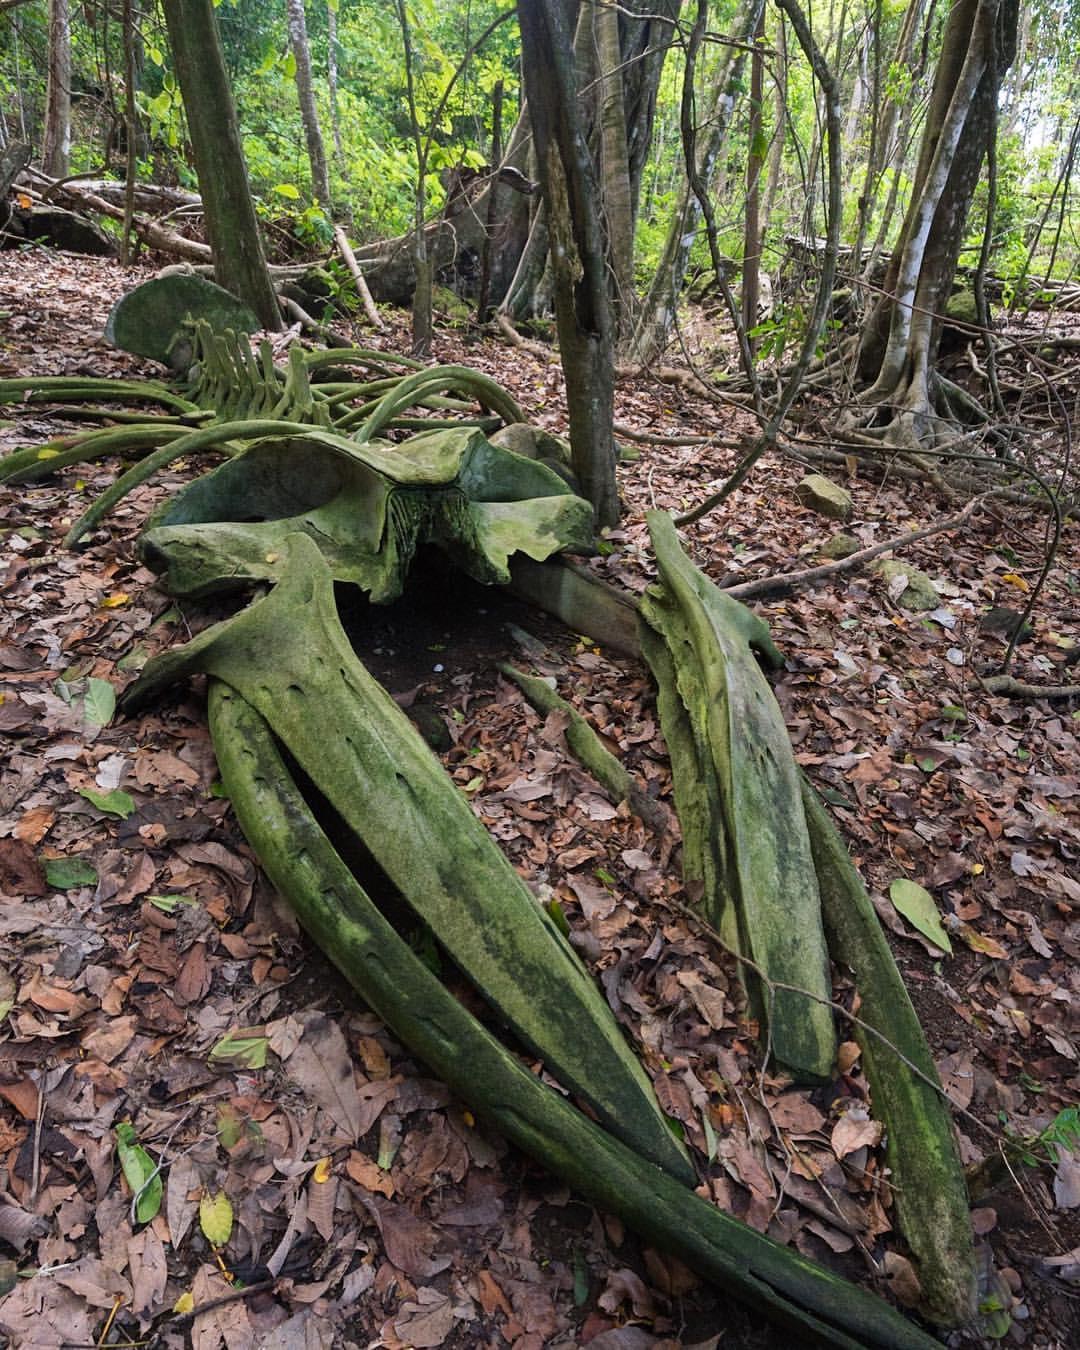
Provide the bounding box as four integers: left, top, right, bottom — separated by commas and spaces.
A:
42, 0, 71, 177
518, 0, 619, 527
286, 0, 332, 210
741, 4, 767, 344
595, 0, 635, 331
120, 0, 139, 264
856, 0, 1019, 441
476, 79, 504, 323
326, 0, 344, 167
161, 0, 282, 329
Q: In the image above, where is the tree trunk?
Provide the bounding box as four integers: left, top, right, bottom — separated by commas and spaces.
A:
161, 0, 283, 329
741, 3, 767, 345
595, 0, 635, 334
854, 0, 1019, 444
518, 0, 619, 528
285, 0, 332, 210
326, 0, 345, 168
42, 0, 71, 177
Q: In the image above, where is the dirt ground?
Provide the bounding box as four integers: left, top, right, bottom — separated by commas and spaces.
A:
0, 249, 1078, 1350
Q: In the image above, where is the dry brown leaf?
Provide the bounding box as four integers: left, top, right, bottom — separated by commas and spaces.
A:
831, 1109, 883, 1158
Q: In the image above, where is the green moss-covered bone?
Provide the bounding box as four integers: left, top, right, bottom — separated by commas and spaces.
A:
138, 427, 593, 601
497, 662, 669, 833
207, 679, 941, 1350
640, 511, 836, 1082
122, 533, 689, 1180
800, 779, 976, 1326
0, 425, 191, 486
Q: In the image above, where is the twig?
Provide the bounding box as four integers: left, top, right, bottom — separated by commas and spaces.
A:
663, 893, 1008, 1149
978, 674, 1080, 701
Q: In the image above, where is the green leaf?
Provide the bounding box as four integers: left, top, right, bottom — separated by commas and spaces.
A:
147, 893, 197, 914
199, 1190, 233, 1246
889, 878, 953, 953
79, 787, 136, 818
283, 51, 297, 80
940, 705, 967, 722
44, 857, 98, 890
208, 1032, 268, 1069
115, 1121, 163, 1223
0, 965, 15, 1022
84, 677, 116, 727
272, 182, 301, 200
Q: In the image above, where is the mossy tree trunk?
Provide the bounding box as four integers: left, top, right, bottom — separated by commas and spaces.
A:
161, 0, 283, 331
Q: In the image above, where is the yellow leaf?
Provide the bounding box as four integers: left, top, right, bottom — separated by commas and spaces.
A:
462, 1110, 475, 1127
100, 593, 130, 609
173, 1291, 195, 1314
264, 553, 279, 564
199, 1190, 234, 1247
1001, 572, 1029, 592
313, 1156, 332, 1183
970, 863, 984, 875
37, 448, 60, 460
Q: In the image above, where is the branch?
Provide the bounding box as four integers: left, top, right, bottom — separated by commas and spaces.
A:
724, 494, 989, 600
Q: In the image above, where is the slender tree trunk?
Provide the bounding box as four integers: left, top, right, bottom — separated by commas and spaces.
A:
518, 0, 619, 527
595, 0, 635, 333
286, 0, 332, 210
161, 0, 283, 329
394, 0, 432, 356
476, 79, 504, 323
741, 3, 766, 344
120, 0, 139, 264
326, 0, 345, 168
42, 0, 71, 177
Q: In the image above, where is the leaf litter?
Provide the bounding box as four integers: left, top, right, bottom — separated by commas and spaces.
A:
0, 250, 1078, 1347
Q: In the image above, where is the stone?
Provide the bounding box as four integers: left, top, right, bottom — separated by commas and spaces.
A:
105, 274, 259, 368
871, 560, 940, 611
819, 532, 860, 559
795, 474, 853, 521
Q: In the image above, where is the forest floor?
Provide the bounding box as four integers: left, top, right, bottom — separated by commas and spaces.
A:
0, 248, 1078, 1350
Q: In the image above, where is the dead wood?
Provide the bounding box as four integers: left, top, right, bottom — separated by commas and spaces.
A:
725, 495, 989, 600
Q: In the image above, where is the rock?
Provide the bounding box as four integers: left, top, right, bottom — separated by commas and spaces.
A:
4, 205, 116, 257
795, 474, 853, 521
432, 284, 472, 324
945, 288, 979, 326
105, 274, 259, 368
871, 560, 940, 611
978, 606, 1033, 641
820, 532, 860, 559
489, 424, 579, 493
490, 423, 572, 467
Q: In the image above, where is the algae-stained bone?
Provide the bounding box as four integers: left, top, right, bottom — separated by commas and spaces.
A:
122, 533, 694, 1184
639, 511, 837, 1083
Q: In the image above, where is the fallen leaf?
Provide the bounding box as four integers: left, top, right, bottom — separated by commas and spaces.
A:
888, 877, 952, 952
